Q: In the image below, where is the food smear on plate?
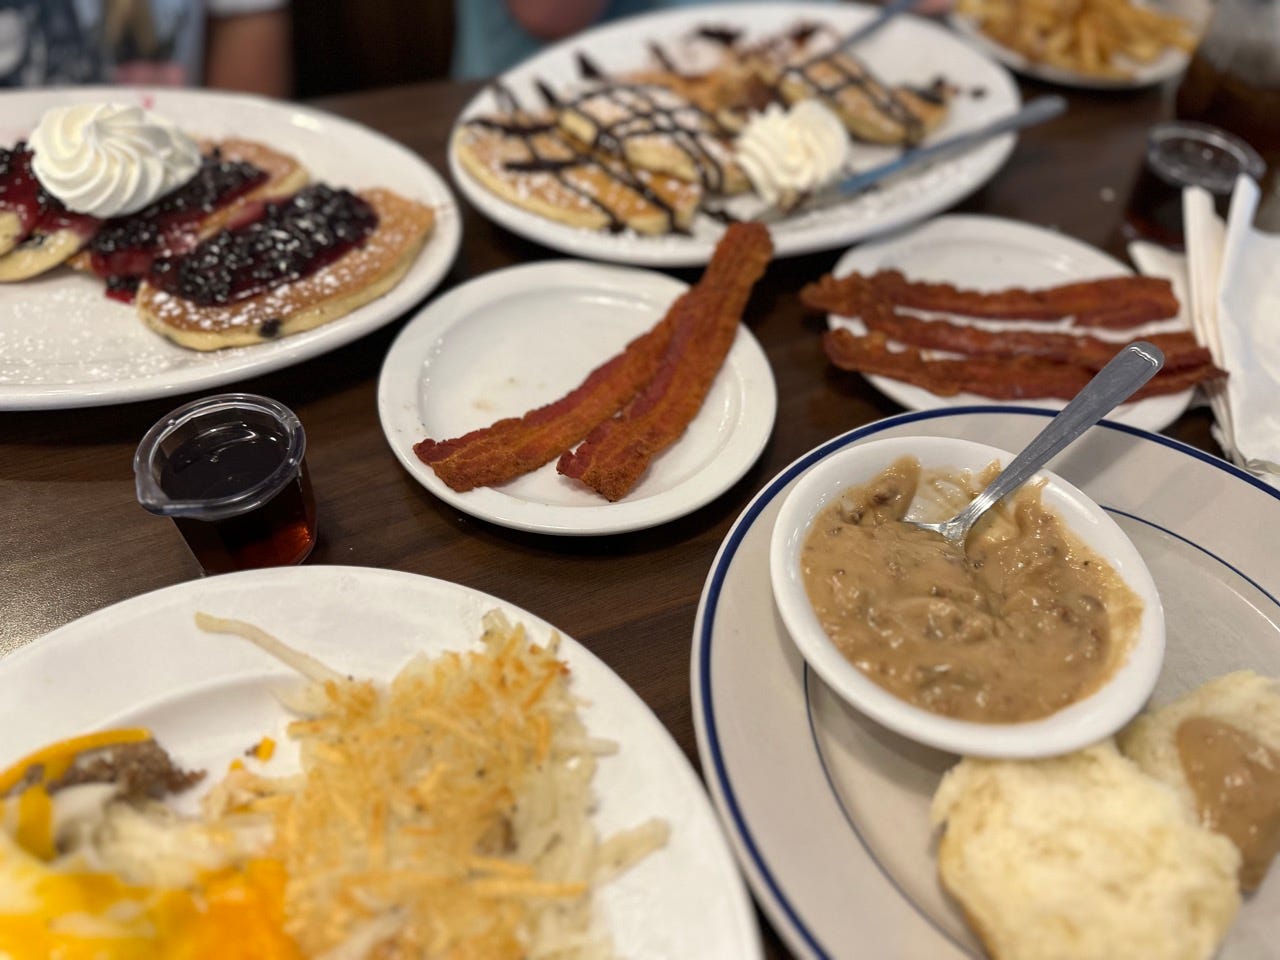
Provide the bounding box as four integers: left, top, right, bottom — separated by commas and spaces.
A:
1119, 670, 1280, 891
931, 740, 1241, 960
734, 99, 848, 209
0, 611, 666, 958
956, 0, 1197, 81
803, 268, 1227, 400
0, 101, 437, 351
799, 455, 1142, 722
415, 221, 772, 500
456, 20, 953, 234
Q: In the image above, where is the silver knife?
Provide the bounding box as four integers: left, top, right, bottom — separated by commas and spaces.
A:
753, 95, 1068, 223
838, 0, 919, 50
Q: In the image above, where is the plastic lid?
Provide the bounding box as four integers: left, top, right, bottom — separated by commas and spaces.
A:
1147, 120, 1267, 194
134, 393, 306, 522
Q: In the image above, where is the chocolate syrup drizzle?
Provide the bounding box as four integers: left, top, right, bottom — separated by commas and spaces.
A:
783, 43, 927, 145
560, 81, 734, 193
466, 83, 688, 235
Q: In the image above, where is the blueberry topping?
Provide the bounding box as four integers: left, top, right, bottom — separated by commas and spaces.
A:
149, 184, 377, 307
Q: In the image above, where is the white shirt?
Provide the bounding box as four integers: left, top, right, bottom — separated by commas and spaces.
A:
0, 0, 285, 88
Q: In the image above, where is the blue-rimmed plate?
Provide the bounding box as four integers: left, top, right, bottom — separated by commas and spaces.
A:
692, 407, 1280, 959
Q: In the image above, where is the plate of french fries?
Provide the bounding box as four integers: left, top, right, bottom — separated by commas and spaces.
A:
950, 0, 1203, 88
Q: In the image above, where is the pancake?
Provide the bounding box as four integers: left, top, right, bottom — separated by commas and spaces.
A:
0, 228, 89, 282
557, 83, 751, 194
453, 113, 701, 235
771, 48, 950, 146
0, 138, 306, 284
136, 187, 433, 351
65, 138, 308, 277
0, 211, 23, 257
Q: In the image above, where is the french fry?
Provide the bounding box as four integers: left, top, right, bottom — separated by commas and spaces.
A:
962, 0, 1197, 78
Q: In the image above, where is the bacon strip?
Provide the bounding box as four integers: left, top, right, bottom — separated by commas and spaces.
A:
848, 298, 1212, 372
823, 329, 1226, 401
557, 222, 773, 501
802, 269, 1179, 328
414, 222, 772, 493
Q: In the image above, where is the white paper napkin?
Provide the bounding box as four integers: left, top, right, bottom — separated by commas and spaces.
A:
1214, 177, 1280, 485
1127, 178, 1280, 488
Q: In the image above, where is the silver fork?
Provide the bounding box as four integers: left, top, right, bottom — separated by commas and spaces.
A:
905, 342, 1166, 546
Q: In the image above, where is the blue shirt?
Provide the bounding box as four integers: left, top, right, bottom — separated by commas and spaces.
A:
452, 0, 749, 80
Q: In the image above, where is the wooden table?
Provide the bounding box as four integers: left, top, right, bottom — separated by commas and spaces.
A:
0, 75, 1217, 957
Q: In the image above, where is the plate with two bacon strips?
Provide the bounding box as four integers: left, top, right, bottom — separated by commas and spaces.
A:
379, 223, 776, 535
804, 214, 1225, 432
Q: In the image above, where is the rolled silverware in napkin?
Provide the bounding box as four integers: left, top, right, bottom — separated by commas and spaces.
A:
1203, 177, 1280, 486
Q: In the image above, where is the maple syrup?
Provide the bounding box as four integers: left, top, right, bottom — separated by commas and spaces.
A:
1123, 121, 1264, 246
136, 394, 317, 575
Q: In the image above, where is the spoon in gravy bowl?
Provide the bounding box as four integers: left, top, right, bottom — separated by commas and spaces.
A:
906, 341, 1165, 547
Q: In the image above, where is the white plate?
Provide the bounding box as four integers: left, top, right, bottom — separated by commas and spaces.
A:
0, 566, 762, 960
947, 9, 1195, 90
827, 214, 1195, 431
378, 260, 776, 535
450, 2, 1020, 267
0, 87, 462, 411
692, 407, 1280, 959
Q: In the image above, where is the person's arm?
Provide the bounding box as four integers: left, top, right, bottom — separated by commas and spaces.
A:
204, 8, 292, 98
504, 0, 608, 41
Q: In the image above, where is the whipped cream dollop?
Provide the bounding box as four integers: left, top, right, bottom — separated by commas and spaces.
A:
735, 100, 849, 208
29, 103, 202, 219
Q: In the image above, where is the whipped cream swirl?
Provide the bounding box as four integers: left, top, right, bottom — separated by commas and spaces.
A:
29, 104, 202, 219
736, 100, 849, 208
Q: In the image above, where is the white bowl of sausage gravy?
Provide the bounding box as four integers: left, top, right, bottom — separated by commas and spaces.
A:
770, 436, 1165, 758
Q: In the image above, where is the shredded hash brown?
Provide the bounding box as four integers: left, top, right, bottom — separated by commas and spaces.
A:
198, 611, 667, 959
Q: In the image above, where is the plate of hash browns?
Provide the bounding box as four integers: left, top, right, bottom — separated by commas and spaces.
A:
0, 566, 761, 959
807, 214, 1225, 431
0, 87, 460, 411
379, 225, 777, 535
449, 2, 1020, 266
950, 0, 1204, 90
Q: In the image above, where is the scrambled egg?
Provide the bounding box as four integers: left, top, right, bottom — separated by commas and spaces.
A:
0, 729, 297, 960
0, 833, 298, 960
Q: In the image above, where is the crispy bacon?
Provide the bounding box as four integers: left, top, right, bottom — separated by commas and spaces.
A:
415, 222, 773, 494
557, 222, 773, 501
847, 298, 1212, 372
413, 317, 675, 491
823, 329, 1226, 401
802, 269, 1179, 328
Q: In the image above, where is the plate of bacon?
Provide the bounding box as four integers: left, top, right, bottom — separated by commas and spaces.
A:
378, 223, 776, 535
802, 214, 1226, 432
0, 87, 460, 411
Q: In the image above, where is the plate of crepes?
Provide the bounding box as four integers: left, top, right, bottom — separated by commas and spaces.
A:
693, 406, 1280, 959
449, 2, 1020, 267
805, 214, 1225, 432
379, 223, 776, 535
0, 89, 460, 410
950, 0, 1203, 89
0, 565, 762, 959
